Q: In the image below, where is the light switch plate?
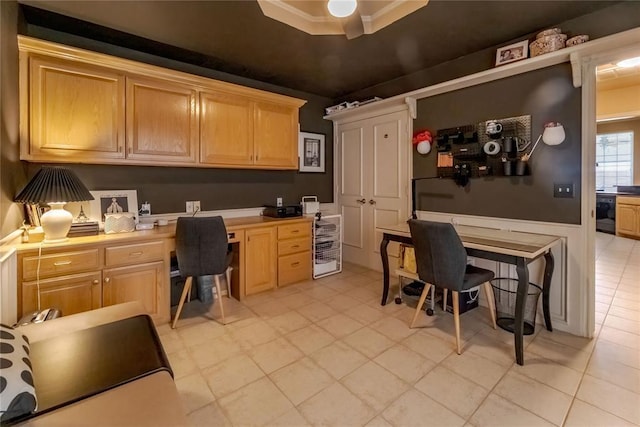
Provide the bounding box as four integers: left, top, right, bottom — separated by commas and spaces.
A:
553, 183, 574, 198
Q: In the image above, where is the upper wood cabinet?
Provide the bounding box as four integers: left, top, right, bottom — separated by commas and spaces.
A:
19, 36, 306, 169
126, 76, 198, 163
23, 54, 125, 162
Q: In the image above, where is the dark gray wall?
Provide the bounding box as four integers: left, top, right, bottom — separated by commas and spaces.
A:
1, 0, 27, 239
18, 24, 335, 213
413, 64, 582, 224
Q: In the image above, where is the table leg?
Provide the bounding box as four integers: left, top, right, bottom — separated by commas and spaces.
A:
380, 234, 390, 306
542, 250, 555, 332
514, 257, 529, 366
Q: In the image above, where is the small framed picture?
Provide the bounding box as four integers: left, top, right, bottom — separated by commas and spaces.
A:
299, 132, 325, 173
495, 40, 528, 66
88, 190, 138, 226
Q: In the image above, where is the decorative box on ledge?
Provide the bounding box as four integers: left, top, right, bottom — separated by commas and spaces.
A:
68, 221, 99, 237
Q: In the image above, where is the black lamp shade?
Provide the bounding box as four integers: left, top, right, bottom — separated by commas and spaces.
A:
14, 167, 94, 204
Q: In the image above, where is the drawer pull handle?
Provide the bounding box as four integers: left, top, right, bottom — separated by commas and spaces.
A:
291, 230, 299, 233
291, 262, 300, 267
291, 245, 300, 249
53, 260, 72, 266
130, 251, 144, 256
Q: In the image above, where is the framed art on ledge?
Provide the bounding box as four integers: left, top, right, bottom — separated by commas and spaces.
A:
495, 40, 528, 66
299, 132, 325, 173
88, 190, 138, 226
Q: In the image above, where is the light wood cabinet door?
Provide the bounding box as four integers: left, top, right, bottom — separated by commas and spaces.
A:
126, 76, 198, 163
102, 261, 164, 319
200, 91, 254, 166
21, 272, 102, 318
253, 101, 298, 168
616, 204, 639, 236
26, 55, 125, 161
245, 227, 277, 295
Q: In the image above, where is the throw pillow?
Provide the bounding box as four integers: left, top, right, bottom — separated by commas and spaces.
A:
0, 324, 37, 423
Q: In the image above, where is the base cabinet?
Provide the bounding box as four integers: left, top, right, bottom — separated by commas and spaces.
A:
616, 196, 640, 239
103, 261, 163, 318
277, 223, 311, 287
244, 227, 277, 295
21, 272, 102, 317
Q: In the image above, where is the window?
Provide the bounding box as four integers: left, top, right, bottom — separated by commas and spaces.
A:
596, 131, 633, 192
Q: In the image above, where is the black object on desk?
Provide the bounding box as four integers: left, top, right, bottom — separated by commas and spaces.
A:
28, 314, 171, 417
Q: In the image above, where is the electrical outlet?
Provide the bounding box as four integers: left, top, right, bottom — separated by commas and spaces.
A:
186, 201, 194, 213
553, 183, 574, 198
193, 201, 201, 212
276, 197, 283, 207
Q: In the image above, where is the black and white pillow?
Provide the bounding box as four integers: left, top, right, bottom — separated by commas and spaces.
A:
0, 324, 37, 423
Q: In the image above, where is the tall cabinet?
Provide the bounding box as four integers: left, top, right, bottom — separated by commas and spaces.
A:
330, 106, 411, 270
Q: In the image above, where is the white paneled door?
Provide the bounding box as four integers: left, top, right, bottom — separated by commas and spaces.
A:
337, 110, 410, 270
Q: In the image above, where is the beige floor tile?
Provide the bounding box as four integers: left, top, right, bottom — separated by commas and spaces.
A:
310, 340, 368, 380
470, 393, 555, 427
565, 399, 637, 427
176, 320, 227, 347
189, 333, 242, 370
596, 293, 614, 305
249, 298, 293, 318
373, 344, 435, 384
535, 328, 596, 353
494, 371, 573, 425
316, 313, 364, 338
576, 375, 640, 424
615, 289, 640, 301
270, 357, 334, 405
229, 319, 280, 349
242, 291, 276, 307
441, 350, 510, 389
323, 293, 362, 311
611, 297, 640, 311
599, 326, 640, 350
415, 366, 488, 419
344, 303, 387, 324
303, 284, 339, 301
382, 389, 465, 427
188, 402, 232, 427
608, 306, 640, 322
218, 377, 293, 426
175, 372, 216, 414
464, 332, 517, 368
249, 337, 304, 374
278, 292, 318, 308
595, 302, 611, 314
527, 336, 591, 372
298, 382, 376, 427
342, 361, 409, 412
269, 407, 311, 427
591, 339, 640, 370
158, 330, 184, 355
342, 326, 395, 358
402, 330, 455, 363
202, 354, 265, 398
167, 348, 199, 379
295, 301, 338, 322
365, 415, 393, 427
587, 355, 640, 394
511, 353, 583, 396
370, 316, 417, 341
265, 310, 312, 334
344, 286, 380, 303
285, 324, 335, 355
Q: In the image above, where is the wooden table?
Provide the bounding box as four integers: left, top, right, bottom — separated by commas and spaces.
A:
377, 222, 562, 365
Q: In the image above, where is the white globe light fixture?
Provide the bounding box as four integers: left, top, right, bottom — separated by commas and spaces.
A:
327, 0, 358, 18
416, 141, 431, 155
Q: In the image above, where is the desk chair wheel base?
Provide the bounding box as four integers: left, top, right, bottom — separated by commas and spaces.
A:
426, 307, 434, 316
394, 297, 402, 304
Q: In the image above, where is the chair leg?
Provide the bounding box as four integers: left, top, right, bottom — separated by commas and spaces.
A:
225, 267, 232, 298
452, 291, 462, 354
410, 283, 432, 328
172, 276, 193, 329
483, 281, 497, 329
443, 289, 448, 312
214, 274, 226, 325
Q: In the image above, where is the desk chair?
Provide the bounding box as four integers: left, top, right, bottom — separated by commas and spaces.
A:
407, 219, 497, 354
172, 216, 232, 328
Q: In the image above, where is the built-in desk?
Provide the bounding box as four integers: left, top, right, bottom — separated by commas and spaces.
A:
14, 216, 312, 324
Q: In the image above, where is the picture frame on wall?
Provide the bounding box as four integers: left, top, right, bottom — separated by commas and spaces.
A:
299, 132, 325, 173
495, 40, 528, 66
88, 190, 138, 226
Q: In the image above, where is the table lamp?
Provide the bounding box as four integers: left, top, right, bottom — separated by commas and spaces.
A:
14, 167, 94, 243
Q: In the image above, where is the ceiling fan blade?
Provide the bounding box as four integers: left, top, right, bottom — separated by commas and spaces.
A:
341, 14, 364, 40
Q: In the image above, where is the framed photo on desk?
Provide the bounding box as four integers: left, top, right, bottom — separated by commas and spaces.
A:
88, 190, 138, 225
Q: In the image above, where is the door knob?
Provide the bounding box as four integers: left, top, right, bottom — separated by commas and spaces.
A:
369, 199, 376, 205
92, 279, 99, 285
357, 198, 366, 204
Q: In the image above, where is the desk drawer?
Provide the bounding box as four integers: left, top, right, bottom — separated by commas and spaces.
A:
105, 241, 164, 267
278, 251, 311, 286
278, 223, 310, 240
278, 236, 311, 256
22, 249, 100, 280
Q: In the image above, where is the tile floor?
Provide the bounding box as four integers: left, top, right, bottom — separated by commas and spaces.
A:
158, 232, 640, 426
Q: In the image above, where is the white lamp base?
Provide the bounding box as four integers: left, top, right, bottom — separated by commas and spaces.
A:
41, 202, 72, 243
